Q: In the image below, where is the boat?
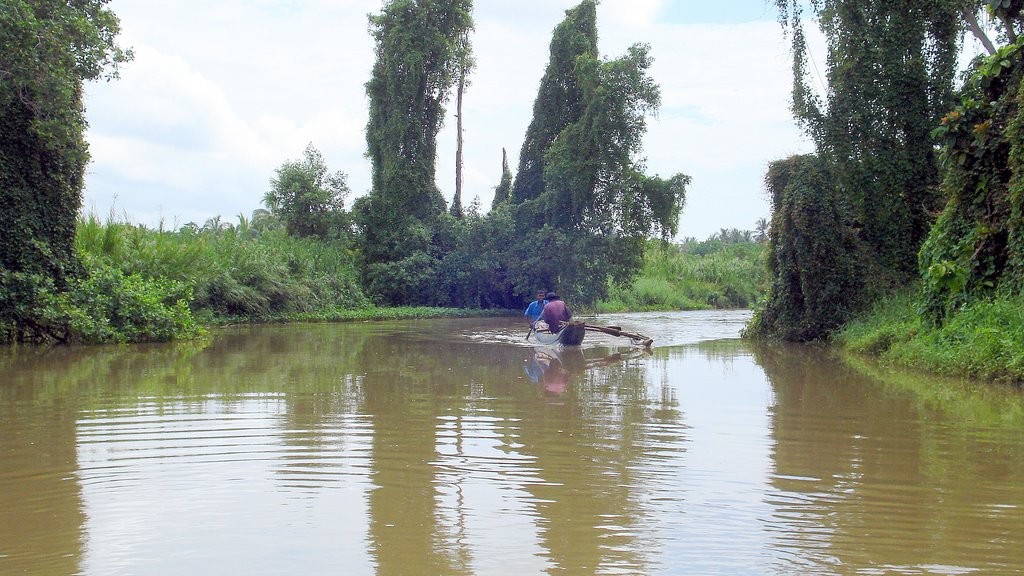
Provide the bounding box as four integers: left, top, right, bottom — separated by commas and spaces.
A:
532, 321, 587, 346
531, 321, 654, 348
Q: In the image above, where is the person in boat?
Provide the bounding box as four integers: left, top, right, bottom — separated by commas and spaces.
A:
524, 289, 548, 328
540, 292, 572, 334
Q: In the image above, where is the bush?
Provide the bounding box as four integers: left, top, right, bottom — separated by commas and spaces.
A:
1, 260, 203, 344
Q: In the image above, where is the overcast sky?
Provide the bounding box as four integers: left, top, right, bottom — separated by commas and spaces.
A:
82, 0, 818, 240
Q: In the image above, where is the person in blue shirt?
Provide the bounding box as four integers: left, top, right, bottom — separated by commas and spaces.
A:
524, 290, 547, 328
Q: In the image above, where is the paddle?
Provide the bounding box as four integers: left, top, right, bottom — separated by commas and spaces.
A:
583, 323, 654, 348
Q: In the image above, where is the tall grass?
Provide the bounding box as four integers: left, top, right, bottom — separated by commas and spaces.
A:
834, 288, 1024, 384
76, 213, 367, 321
598, 240, 766, 312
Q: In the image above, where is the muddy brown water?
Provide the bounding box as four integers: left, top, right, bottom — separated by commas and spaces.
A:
2, 311, 1023, 575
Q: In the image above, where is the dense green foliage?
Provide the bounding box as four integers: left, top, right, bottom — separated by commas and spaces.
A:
746, 155, 870, 340
920, 36, 1024, 323
502, 1, 687, 305
2, 0, 689, 344
263, 144, 351, 239
353, 0, 684, 310
835, 289, 1024, 383
1, 0, 131, 342
754, 0, 964, 342
511, 1, 596, 205
598, 237, 765, 312
77, 213, 366, 320
775, 0, 960, 277
358, 0, 474, 304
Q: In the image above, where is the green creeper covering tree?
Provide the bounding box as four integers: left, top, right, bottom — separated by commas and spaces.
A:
511, 0, 597, 205
774, 0, 962, 279
752, 0, 963, 341
1, 0, 131, 342
356, 0, 474, 305
920, 2, 1024, 322
506, 1, 688, 305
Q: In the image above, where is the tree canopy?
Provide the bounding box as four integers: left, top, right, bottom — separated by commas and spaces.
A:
264, 144, 350, 239
1, 0, 131, 342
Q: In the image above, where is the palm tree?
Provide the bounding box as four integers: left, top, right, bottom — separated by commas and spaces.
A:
754, 217, 769, 243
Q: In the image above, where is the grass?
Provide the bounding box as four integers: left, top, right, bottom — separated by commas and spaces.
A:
834, 288, 1024, 384
597, 240, 766, 312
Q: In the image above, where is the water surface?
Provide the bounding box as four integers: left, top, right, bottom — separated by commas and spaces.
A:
2, 311, 1023, 575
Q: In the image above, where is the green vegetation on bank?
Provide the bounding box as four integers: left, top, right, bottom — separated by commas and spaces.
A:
2, 212, 508, 344
598, 233, 765, 312
834, 289, 1024, 384
749, 1, 1024, 384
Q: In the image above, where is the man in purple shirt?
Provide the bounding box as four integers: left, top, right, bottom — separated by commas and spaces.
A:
540, 292, 572, 334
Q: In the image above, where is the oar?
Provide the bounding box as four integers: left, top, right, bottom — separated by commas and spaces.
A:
584, 324, 654, 348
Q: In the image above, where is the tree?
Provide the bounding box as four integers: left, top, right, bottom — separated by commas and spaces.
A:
919, 6, 1024, 322
775, 0, 962, 278
358, 0, 474, 304
264, 144, 350, 239
510, 0, 597, 205
506, 2, 688, 304
1, 0, 131, 342
451, 22, 474, 220
754, 218, 769, 243
490, 148, 513, 210
746, 155, 869, 341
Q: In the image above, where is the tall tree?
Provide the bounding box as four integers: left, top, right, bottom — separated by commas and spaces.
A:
507, 2, 687, 304
1, 0, 131, 341
491, 148, 512, 210
775, 0, 962, 278
357, 0, 474, 304
451, 25, 474, 220
510, 0, 597, 205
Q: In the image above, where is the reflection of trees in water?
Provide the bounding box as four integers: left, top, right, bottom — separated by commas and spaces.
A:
751, 341, 1024, 573
0, 400, 84, 575
511, 345, 681, 574
0, 322, 686, 575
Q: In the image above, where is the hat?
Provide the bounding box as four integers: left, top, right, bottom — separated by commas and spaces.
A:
545, 292, 559, 300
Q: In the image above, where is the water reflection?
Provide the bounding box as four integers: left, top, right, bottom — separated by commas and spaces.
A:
754, 342, 1024, 574
1, 316, 1024, 575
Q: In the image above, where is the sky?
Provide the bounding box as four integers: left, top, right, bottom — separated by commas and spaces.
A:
82, 0, 817, 240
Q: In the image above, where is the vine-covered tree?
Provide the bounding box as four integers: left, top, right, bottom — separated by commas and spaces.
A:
490, 148, 512, 210
746, 155, 869, 341
357, 0, 474, 304
510, 0, 597, 205
1, 0, 131, 341
751, 0, 965, 341
775, 0, 962, 277
264, 144, 350, 239
919, 2, 1024, 322
507, 1, 688, 304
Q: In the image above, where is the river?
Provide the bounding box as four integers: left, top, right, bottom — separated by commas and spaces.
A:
2, 311, 1023, 575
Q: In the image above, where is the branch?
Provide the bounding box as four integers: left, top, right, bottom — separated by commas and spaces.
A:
962, 8, 996, 55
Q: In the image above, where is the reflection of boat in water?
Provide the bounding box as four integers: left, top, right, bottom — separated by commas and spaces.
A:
527, 346, 652, 395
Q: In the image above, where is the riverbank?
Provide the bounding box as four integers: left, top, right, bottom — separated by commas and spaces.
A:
833, 289, 1024, 385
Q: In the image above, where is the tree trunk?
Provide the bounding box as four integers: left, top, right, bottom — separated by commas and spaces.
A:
963, 8, 996, 55
452, 70, 465, 218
